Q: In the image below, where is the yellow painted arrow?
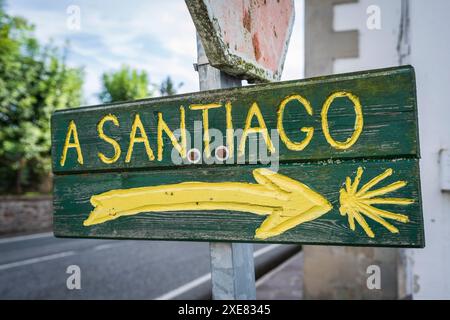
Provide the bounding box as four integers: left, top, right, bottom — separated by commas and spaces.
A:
83, 168, 333, 239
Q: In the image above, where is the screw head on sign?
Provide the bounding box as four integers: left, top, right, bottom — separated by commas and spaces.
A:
187, 148, 201, 164
215, 146, 229, 161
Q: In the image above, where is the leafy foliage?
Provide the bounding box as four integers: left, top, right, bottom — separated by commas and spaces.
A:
0, 2, 183, 194
0, 3, 84, 194
159, 76, 183, 96
99, 65, 151, 103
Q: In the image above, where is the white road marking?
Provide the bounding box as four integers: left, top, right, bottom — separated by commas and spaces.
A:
154, 244, 282, 300
0, 251, 75, 271
253, 244, 280, 258
0, 232, 53, 244
256, 251, 302, 287
0, 240, 133, 271
93, 242, 132, 251
93, 243, 117, 251
155, 274, 211, 300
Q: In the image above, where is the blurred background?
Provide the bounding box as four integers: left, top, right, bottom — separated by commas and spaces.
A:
0, 0, 449, 299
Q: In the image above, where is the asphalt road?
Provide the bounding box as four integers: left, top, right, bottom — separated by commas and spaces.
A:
0, 233, 298, 299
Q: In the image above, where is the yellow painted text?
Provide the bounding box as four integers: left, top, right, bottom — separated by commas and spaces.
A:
125, 114, 155, 163
321, 91, 363, 150
60, 120, 83, 166
277, 95, 314, 151
238, 102, 275, 156
158, 106, 187, 161
189, 103, 222, 157
97, 114, 121, 164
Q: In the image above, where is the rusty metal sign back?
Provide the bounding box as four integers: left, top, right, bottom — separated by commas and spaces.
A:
186, 0, 295, 82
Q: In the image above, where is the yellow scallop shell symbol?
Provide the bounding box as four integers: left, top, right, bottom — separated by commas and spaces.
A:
339, 167, 414, 238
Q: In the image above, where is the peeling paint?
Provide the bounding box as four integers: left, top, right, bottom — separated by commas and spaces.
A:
252, 33, 261, 61
243, 9, 251, 32
186, 0, 295, 82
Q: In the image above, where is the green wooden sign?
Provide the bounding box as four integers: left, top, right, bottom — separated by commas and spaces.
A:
51, 66, 424, 247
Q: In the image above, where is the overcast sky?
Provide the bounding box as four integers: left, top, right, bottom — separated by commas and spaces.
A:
7, 0, 304, 105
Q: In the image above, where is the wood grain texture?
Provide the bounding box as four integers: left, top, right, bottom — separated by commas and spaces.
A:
51, 66, 419, 173
51, 66, 423, 247
53, 159, 424, 247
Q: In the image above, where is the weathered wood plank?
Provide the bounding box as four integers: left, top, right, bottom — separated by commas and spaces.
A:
53, 158, 424, 247
51, 66, 419, 173
51, 66, 423, 247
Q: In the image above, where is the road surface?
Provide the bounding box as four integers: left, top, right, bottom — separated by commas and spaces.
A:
0, 233, 297, 299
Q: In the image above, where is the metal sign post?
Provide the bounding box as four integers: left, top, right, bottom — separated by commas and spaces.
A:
187, 1, 294, 299
196, 35, 256, 300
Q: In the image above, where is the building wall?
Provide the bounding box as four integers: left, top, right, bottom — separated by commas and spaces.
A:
409, 0, 450, 299
303, 0, 403, 300
304, 0, 450, 299
333, 0, 402, 72
0, 196, 52, 236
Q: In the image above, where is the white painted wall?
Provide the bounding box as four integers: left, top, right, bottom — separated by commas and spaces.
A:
330, 0, 450, 299
333, 0, 401, 73
409, 0, 450, 299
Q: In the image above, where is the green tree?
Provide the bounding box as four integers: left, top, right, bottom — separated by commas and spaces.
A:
0, 2, 84, 194
159, 76, 183, 96
99, 65, 151, 103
